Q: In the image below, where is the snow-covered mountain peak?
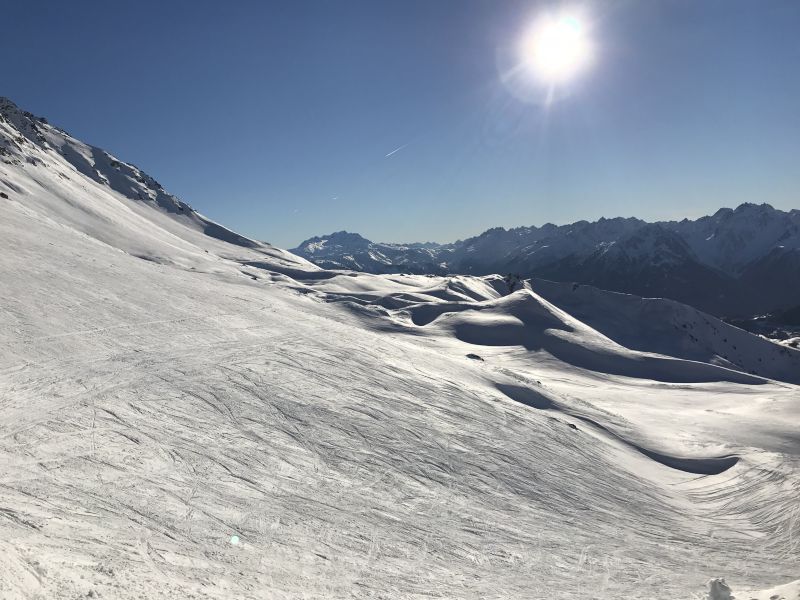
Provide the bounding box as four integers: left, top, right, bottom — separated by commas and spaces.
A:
671, 202, 800, 275
733, 201, 774, 213
304, 230, 370, 250
599, 223, 695, 266
292, 230, 449, 273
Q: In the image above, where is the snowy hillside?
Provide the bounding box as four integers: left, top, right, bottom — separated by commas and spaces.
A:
295, 205, 800, 317
1, 98, 799, 599
0, 97, 304, 271
529, 278, 800, 384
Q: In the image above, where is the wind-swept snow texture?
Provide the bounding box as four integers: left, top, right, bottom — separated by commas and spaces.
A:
1, 97, 799, 599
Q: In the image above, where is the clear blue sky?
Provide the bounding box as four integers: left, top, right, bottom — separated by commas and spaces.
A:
3, 1, 799, 247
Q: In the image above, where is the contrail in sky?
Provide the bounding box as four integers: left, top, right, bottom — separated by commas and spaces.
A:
385, 143, 408, 158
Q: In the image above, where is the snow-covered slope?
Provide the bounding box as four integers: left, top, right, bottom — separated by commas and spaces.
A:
1, 98, 799, 599
529, 278, 800, 384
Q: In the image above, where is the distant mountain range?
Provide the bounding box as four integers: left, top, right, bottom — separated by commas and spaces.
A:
292, 204, 800, 317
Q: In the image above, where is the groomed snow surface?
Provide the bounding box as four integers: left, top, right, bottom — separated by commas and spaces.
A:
1, 99, 799, 598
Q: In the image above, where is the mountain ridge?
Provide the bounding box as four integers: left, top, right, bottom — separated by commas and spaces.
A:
293, 203, 800, 316
0, 95, 308, 270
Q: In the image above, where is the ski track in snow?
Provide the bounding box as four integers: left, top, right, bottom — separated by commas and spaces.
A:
1, 98, 799, 599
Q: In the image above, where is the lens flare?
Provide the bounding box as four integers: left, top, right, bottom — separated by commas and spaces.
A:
521, 13, 592, 84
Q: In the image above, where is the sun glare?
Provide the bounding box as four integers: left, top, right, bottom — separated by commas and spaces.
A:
521, 14, 592, 84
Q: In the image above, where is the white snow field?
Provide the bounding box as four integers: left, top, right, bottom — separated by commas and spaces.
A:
1, 98, 799, 599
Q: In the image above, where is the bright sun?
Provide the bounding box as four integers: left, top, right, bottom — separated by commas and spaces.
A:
521, 14, 592, 84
